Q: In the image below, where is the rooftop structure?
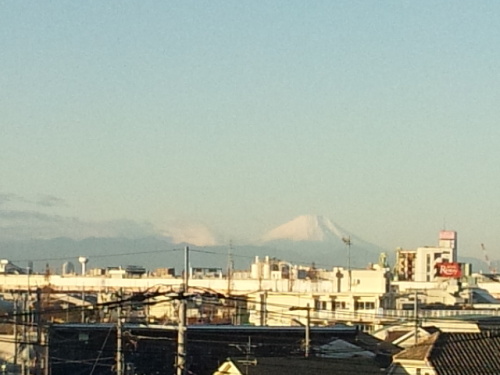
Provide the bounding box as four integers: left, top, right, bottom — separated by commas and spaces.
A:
395, 231, 458, 282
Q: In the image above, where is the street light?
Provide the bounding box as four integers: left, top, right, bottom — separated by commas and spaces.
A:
289, 303, 311, 358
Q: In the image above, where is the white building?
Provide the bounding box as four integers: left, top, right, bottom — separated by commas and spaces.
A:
395, 231, 458, 282
0, 254, 393, 330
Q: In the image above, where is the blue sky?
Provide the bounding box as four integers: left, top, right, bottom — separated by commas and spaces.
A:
1, 2, 500, 257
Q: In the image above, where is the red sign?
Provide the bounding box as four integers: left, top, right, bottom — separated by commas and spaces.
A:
436, 262, 461, 278
439, 231, 456, 240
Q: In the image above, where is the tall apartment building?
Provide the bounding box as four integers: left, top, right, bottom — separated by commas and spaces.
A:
395, 230, 457, 282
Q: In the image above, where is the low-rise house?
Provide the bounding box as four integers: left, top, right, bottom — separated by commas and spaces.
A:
378, 326, 441, 349
214, 357, 384, 375
389, 330, 500, 375
389, 333, 438, 375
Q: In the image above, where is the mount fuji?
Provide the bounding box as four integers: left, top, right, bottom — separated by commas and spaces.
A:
262, 215, 348, 242
258, 215, 387, 268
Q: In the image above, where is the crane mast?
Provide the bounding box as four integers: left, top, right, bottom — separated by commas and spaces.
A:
481, 243, 496, 274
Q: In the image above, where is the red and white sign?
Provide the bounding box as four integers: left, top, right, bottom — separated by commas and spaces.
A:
439, 231, 456, 241
436, 262, 461, 278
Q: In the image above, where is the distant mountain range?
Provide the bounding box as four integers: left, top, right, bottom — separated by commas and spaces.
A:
0, 214, 490, 274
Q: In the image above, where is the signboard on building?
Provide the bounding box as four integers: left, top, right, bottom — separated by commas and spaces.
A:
439, 231, 456, 240
436, 262, 461, 278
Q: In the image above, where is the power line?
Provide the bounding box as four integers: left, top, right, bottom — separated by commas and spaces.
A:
10, 248, 183, 264
188, 248, 335, 269
5, 287, 498, 329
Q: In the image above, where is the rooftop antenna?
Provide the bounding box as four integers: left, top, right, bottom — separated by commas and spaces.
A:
227, 240, 234, 295
229, 337, 257, 375
342, 236, 352, 291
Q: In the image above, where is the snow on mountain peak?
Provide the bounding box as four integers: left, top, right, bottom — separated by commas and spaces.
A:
261, 214, 347, 242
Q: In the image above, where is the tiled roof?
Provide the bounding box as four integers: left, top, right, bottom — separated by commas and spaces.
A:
356, 331, 401, 355
384, 326, 438, 346
231, 356, 383, 375
393, 333, 438, 361
385, 330, 408, 343
431, 330, 500, 375
423, 326, 440, 335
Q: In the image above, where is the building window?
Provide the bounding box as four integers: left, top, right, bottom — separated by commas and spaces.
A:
314, 299, 321, 311
416, 369, 421, 375
335, 301, 346, 310
354, 301, 375, 310
365, 302, 375, 310
357, 324, 372, 332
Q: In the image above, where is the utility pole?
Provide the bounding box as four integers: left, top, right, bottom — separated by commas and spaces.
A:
227, 241, 233, 295
289, 304, 311, 358
78, 257, 88, 323
227, 241, 234, 323
414, 290, 419, 347
305, 304, 310, 358
43, 324, 50, 375
116, 301, 123, 375
21, 292, 26, 375
24, 288, 30, 375
342, 237, 352, 291
13, 294, 18, 366
259, 292, 267, 326
26, 264, 33, 375
177, 246, 189, 375
35, 288, 42, 375
81, 285, 86, 323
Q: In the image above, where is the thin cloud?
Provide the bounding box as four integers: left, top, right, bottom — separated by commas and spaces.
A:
0, 210, 64, 222
0, 192, 66, 208
0, 193, 28, 206
35, 194, 67, 207
159, 221, 219, 246
0, 209, 157, 240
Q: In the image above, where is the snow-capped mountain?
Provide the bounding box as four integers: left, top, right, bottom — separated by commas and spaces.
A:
259, 214, 388, 267
261, 214, 347, 242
